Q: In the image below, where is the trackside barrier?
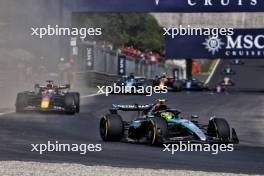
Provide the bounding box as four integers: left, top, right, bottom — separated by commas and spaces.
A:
76, 43, 173, 79
74, 71, 121, 87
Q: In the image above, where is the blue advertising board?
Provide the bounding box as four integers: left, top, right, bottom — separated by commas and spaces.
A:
67, 0, 264, 12
118, 55, 126, 75
166, 29, 264, 59
85, 45, 94, 70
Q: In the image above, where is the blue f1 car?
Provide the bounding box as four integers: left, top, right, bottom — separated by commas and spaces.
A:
115, 74, 151, 95
117, 74, 146, 87
99, 100, 239, 145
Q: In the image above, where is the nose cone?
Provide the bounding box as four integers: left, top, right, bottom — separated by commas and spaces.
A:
41, 97, 50, 109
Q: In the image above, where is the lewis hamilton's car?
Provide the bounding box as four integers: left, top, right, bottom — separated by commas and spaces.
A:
99, 100, 239, 145
16, 80, 80, 114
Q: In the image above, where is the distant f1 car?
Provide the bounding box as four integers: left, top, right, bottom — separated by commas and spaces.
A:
16, 80, 80, 114
153, 76, 208, 92
116, 74, 150, 95
153, 76, 183, 91
117, 74, 145, 87
230, 59, 244, 65
219, 77, 235, 87
181, 79, 209, 91
222, 67, 236, 75
99, 99, 239, 145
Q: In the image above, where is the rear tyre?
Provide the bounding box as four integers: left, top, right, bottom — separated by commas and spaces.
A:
172, 81, 182, 91
146, 117, 167, 145
152, 79, 160, 87
16, 93, 28, 113
207, 118, 231, 141
100, 114, 123, 141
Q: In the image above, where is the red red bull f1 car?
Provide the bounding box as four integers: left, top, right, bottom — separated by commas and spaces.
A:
16, 80, 80, 114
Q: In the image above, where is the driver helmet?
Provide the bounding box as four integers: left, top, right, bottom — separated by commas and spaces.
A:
224, 77, 230, 82
160, 112, 174, 120
158, 99, 166, 105
128, 73, 135, 79
46, 81, 54, 89
162, 72, 167, 78
153, 99, 167, 111
60, 57, 65, 62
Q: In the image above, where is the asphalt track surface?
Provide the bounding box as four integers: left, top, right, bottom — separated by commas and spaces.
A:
0, 60, 264, 174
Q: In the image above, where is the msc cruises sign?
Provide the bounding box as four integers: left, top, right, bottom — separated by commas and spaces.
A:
155, 0, 258, 7
166, 29, 264, 59
70, 0, 264, 12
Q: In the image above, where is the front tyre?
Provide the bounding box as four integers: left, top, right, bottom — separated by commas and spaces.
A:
207, 118, 231, 141
100, 114, 123, 141
16, 93, 28, 113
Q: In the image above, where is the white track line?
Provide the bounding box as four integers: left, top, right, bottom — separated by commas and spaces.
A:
0, 111, 15, 116
80, 93, 102, 99
205, 59, 221, 85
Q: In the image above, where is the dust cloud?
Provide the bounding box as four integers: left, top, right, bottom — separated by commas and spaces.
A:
0, 0, 72, 109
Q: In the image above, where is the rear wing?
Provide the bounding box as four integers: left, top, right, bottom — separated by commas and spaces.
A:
58, 84, 71, 89
135, 77, 145, 80
35, 84, 70, 90
111, 104, 153, 111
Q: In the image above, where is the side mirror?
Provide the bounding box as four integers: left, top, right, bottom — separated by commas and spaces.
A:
109, 109, 117, 114
34, 84, 40, 95
191, 115, 199, 119
169, 109, 181, 116
191, 115, 199, 123
174, 110, 181, 116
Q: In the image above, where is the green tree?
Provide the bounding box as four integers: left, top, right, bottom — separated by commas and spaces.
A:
73, 13, 164, 54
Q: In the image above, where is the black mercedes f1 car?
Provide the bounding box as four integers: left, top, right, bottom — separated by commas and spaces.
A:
16, 80, 80, 114
99, 100, 239, 145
